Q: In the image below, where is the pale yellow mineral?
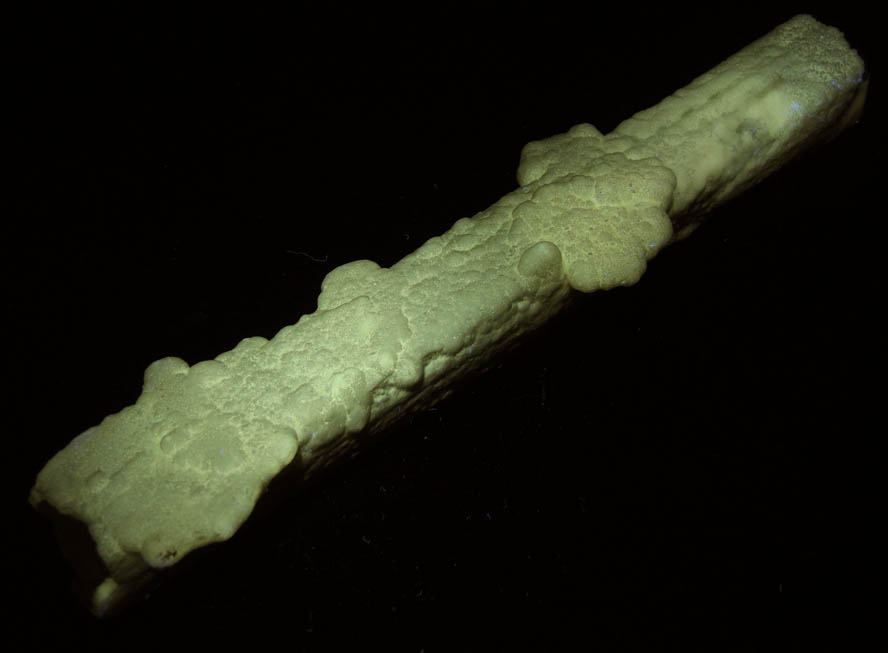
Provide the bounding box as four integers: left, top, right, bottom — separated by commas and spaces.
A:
29, 14, 867, 616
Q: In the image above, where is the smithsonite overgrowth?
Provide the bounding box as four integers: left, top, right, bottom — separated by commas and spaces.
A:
29, 14, 866, 616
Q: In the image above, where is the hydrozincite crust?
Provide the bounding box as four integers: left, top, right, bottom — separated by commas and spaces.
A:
29, 14, 866, 616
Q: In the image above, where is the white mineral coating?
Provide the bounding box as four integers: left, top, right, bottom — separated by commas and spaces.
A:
29, 14, 867, 616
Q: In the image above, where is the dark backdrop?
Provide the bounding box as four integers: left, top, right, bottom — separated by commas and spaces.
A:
9, 4, 880, 650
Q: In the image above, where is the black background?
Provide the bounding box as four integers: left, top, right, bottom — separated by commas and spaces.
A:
8, 4, 881, 650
